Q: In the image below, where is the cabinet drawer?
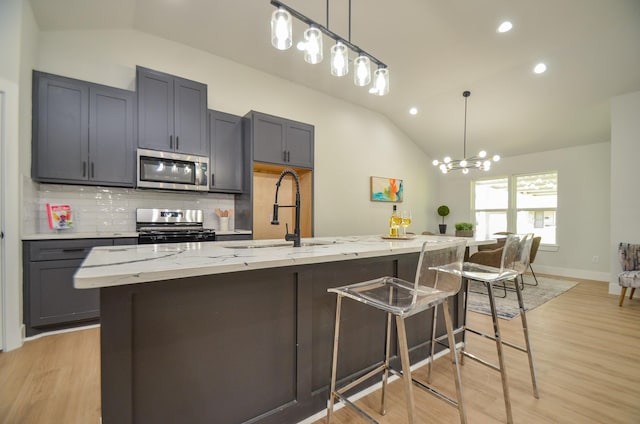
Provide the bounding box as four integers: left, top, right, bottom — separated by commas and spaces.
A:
29, 239, 112, 261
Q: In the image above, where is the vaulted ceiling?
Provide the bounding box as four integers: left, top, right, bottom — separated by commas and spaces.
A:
29, 0, 640, 160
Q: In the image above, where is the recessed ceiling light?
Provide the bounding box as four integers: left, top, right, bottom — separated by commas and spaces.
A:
409, 107, 418, 115
497, 21, 513, 33
533, 63, 547, 74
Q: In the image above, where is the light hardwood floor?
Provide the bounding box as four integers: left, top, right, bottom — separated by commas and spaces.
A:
1, 278, 639, 424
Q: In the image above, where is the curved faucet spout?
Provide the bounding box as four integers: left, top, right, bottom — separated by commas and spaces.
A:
271, 169, 301, 247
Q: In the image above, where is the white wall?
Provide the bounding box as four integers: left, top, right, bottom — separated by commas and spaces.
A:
34, 29, 432, 237
432, 142, 612, 281
0, 0, 38, 351
610, 90, 640, 293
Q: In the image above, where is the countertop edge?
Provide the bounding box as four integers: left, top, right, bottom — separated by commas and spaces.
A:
75, 236, 494, 289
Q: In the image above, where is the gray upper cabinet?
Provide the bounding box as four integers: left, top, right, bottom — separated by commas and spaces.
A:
286, 120, 314, 168
89, 85, 135, 185
32, 71, 135, 187
137, 66, 208, 157
209, 110, 244, 193
249, 111, 314, 169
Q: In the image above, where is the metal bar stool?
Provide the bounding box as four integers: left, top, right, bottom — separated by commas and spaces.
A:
327, 240, 468, 424
428, 233, 539, 424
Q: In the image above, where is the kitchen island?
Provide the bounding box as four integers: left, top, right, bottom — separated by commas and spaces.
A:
75, 235, 490, 424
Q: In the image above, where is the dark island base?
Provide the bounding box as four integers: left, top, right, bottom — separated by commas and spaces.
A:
100, 253, 465, 424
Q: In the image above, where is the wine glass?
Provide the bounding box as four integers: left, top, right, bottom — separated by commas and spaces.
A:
400, 210, 412, 237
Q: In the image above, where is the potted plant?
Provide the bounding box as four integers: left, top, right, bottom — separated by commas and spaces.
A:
437, 205, 450, 234
455, 222, 474, 237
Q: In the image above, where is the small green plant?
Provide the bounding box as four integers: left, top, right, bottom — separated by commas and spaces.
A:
437, 205, 450, 224
455, 222, 473, 231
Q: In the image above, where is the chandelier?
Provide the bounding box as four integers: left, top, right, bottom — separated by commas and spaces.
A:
432, 91, 500, 174
270, 0, 389, 96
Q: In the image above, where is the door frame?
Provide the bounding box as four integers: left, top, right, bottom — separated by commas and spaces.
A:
0, 77, 23, 351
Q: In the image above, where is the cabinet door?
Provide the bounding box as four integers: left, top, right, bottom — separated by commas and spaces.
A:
285, 120, 314, 168
252, 112, 286, 165
137, 67, 174, 151
210, 111, 243, 192
174, 77, 208, 156
89, 86, 135, 186
29, 259, 99, 327
33, 72, 89, 181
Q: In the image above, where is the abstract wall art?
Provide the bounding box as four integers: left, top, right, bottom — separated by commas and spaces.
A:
370, 176, 404, 202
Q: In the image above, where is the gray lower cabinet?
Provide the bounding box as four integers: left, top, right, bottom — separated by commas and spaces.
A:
23, 237, 137, 336
32, 71, 135, 187
208, 110, 244, 193
248, 111, 314, 169
137, 66, 208, 157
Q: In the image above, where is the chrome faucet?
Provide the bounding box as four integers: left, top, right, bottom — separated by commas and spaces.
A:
271, 169, 301, 247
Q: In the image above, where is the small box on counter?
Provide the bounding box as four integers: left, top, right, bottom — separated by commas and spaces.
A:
46, 203, 73, 230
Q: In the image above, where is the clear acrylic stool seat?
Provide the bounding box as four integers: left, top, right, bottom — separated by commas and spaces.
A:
326, 240, 468, 424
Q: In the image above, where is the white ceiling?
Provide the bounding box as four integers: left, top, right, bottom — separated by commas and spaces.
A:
29, 0, 640, 160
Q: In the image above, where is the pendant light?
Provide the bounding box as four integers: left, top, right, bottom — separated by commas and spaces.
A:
303, 26, 323, 64
432, 91, 501, 174
330, 41, 349, 76
370, 67, 389, 96
270, 7, 292, 50
354, 55, 371, 86
269, 0, 389, 95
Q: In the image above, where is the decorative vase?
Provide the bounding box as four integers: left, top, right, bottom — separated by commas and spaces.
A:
439, 224, 447, 234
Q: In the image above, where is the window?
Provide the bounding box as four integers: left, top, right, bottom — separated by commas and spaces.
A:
474, 177, 509, 241
472, 171, 558, 244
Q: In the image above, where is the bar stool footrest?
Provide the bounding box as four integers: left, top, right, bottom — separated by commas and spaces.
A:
460, 350, 501, 372
465, 326, 528, 353
332, 392, 380, 424
388, 368, 461, 408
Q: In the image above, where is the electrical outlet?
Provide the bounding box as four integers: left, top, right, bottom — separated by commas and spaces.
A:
592, 255, 599, 263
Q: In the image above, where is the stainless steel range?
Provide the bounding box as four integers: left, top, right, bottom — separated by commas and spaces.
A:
136, 208, 216, 244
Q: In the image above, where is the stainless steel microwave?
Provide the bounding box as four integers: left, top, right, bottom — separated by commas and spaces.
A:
136, 148, 209, 192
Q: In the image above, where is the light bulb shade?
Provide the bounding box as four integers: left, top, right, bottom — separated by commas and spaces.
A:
303, 27, 323, 64
354, 55, 371, 86
330, 42, 349, 76
493, 154, 501, 161
271, 8, 292, 50
371, 67, 389, 96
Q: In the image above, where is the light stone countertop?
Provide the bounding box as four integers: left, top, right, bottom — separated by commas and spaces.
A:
74, 235, 493, 290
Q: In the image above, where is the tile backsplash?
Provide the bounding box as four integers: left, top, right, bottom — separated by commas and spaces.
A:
22, 177, 236, 235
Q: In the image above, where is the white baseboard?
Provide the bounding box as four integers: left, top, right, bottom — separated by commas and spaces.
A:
23, 323, 100, 342
533, 265, 610, 282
